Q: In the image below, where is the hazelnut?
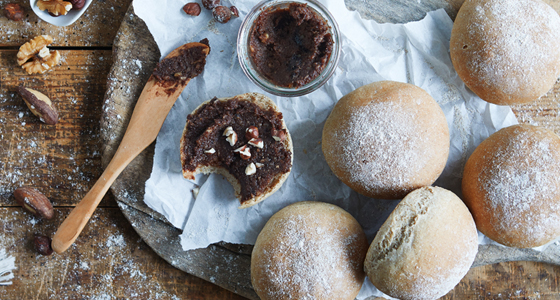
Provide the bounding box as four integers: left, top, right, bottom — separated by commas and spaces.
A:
246, 126, 259, 139
17, 86, 59, 125
4, 3, 24, 21
212, 6, 231, 24
68, 0, 85, 10
272, 129, 287, 142
230, 6, 239, 18
183, 2, 201, 16
204, 148, 216, 154
255, 162, 264, 168
245, 163, 257, 176
34, 235, 53, 256
223, 126, 237, 146
248, 138, 264, 149
234, 145, 251, 160
14, 187, 55, 219
202, 0, 220, 10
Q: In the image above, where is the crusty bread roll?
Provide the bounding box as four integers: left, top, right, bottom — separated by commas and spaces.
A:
462, 124, 560, 248
180, 93, 293, 208
365, 186, 478, 300
450, 0, 560, 105
322, 81, 450, 200
251, 201, 369, 300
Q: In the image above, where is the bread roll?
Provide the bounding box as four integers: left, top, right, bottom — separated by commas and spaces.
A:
365, 186, 478, 300
450, 0, 560, 105
251, 201, 369, 300
180, 93, 293, 208
322, 81, 449, 199
462, 124, 560, 248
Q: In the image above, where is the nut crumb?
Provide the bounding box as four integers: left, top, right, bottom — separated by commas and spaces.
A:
245, 163, 257, 175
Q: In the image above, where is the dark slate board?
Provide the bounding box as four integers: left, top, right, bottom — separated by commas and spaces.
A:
100, 2, 560, 299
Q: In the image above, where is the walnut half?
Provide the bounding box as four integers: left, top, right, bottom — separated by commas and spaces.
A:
17, 35, 61, 74
37, 0, 73, 16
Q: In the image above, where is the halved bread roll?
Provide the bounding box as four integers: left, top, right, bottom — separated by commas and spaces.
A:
180, 92, 293, 208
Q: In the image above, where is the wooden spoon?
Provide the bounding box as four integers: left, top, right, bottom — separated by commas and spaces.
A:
52, 41, 210, 253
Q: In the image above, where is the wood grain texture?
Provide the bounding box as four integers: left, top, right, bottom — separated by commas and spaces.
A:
0, 0, 130, 47
0, 49, 114, 207
0, 206, 246, 300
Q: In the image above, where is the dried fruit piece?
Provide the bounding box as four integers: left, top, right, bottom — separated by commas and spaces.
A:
14, 187, 55, 219
202, 0, 220, 10
34, 235, 53, 256
17, 86, 59, 125
4, 3, 24, 21
17, 35, 61, 74
212, 6, 231, 24
68, 0, 85, 10
230, 6, 239, 18
37, 0, 73, 16
183, 2, 201, 16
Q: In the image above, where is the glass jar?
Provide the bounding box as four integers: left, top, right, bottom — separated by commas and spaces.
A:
237, 0, 341, 97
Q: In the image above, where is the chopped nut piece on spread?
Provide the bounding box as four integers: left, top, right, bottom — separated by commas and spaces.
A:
223, 126, 237, 146
245, 163, 257, 176
37, 0, 73, 16
248, 138, 264, 149
17, 35, 61, 74
204, 148, 216, 154
255, 162, 264, 168
234, 145, 251, 160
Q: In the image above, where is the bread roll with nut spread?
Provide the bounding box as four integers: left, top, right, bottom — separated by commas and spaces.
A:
180, 93, 293, 208
322, 81, 449, 199
365, 186, 478, 300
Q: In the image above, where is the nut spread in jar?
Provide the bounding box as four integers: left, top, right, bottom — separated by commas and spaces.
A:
249, 3, 334, 88
181, 97, 292, 203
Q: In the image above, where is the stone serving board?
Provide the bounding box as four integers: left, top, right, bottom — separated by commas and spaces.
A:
100, 2, 560, 299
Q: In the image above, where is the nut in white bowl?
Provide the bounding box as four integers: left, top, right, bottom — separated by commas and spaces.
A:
30, 0, 93, 27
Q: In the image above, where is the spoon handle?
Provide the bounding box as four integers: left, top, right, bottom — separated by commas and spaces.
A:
51, 79, 184, 254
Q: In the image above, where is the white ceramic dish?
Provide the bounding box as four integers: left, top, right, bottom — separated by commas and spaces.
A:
30, 0, 93, 27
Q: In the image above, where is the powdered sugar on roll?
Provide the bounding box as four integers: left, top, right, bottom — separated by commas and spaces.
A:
450, 0, 560, 105
322, 81, 449, 199
463, 124, 560, 248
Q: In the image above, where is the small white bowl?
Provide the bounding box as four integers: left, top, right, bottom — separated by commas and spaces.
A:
30, 0, 93, 27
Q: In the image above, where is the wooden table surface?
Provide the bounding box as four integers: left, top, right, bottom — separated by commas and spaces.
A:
1, 0, 560, 299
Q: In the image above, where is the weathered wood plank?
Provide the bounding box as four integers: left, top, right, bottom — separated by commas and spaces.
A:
0, 206, 246, 299
0, 49, 114, 207
0, 0, 131, 47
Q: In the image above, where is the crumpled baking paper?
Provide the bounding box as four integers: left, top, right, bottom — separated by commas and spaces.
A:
134, 0, 518, 298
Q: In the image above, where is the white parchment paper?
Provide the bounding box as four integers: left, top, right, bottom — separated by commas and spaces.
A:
133, 0, 518, 298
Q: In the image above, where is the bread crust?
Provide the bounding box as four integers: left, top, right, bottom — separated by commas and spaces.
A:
179, 93, 293, 208
364, 186, 478, 300
322, 81, 449, 199
462, 124, 560, 248
251, 201, 369, 300
450, 0, 560, 105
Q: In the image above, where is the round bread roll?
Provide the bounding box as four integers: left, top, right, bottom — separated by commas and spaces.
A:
450, 0, 560, 105
462, 124, 560, 248
251, 201, 369, 300
322, 81, 450, 200
180, 93, 293, 208
365, 186, 478, 300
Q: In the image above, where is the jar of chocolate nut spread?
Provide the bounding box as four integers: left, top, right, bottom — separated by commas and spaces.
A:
238, 0, 340, 97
